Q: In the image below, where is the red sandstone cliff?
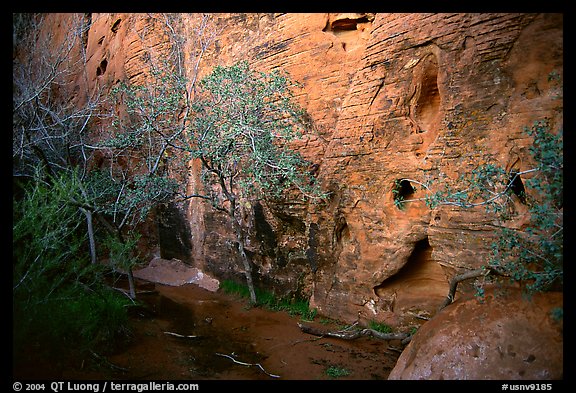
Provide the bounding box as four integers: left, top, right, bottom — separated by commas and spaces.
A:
32, 13, 563, 330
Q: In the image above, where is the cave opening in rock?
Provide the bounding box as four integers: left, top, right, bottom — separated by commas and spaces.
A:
332, 16, 370, 31
96, 59, 107, 77
393, 179, 415, 209
374, 237, 448, 315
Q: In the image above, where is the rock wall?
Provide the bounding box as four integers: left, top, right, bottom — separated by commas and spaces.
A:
47, 13, 562, 328
302, 13, 563, 327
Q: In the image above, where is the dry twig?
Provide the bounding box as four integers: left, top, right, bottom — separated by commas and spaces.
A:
215, 352, 280, 378
163, 331, 198, 339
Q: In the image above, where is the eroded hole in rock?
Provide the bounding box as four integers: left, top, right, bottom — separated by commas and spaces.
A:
335, 216, 350, 245
111, 18, 121, 33
96, 59, 107, 77
373, 238, 448, 316
324, 15, 371, 32
414, 54, 440, 133
393, 179, 415, 209
97, 35, 105, 45
508, 171, 527, 204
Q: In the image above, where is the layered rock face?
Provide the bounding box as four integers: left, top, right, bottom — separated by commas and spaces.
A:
306, 13, 563, 328
61, 13, 562, 328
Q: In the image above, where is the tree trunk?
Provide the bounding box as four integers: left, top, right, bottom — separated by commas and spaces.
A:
438, 266, 509, 312
230, 199, 257, 304
94, 213, 137, 299
237, 227, 257, 304
127, 267, 137, 300
79, 207, 97, 264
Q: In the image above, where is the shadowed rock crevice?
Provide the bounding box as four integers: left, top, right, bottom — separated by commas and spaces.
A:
96, 58, 107, 77
111, 18, 121, 33
157, 202, 193, 264
81, 13, 91, 51
253, 201, 277, 257
305, 223, 320, 273
334, 215, 350, 246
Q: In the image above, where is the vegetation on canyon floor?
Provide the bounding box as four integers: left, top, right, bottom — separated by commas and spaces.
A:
220, 279, 318, 321
13, 171, 133, 358
325, 365, 351, 379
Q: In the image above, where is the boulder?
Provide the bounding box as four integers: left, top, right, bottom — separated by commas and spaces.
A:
388, 287, 563, 380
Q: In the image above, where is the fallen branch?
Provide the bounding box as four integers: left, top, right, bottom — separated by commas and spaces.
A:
267, 336, 324, 351
164, 331, 198, 339
215, 352, 280, 378
297, 322, 409, 341
438, 265, 508, 312
387, 346, 404, 354
134, 290, 158, 296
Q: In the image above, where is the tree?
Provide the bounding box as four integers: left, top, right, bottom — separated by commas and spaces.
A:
13, 13, 219, 300
397, 120, 563, 306
13, 14, 322, 308
187, 61, 325, 303
13, 165, 132, 358
13, 13, 105, 265
86, 13, 220, 297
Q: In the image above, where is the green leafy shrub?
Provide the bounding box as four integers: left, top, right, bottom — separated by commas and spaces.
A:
368, 320, 393, 334
424, 120, 563, 295
189, 61, 326, 304
325, 365, 350, 378
13, 169, 131, 359
488, 121, 562, 293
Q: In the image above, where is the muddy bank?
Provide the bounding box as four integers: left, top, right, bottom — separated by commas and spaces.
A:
15, 282, 401, 380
